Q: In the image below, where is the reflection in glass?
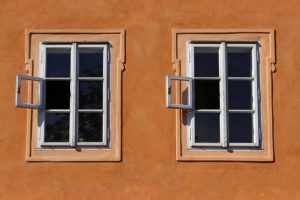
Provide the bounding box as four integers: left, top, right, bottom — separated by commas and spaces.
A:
46, 81, 70, 109
229, 113, 253, 143
228, 48, 252, 77
45, 113, 69, 142
79, 48, 103, 77
195, 80, 219, 109
194, 47, 219, 77
228, 80, 252, 109
79, 81, 103, 109
195, 113, 220, 143
78, 113, 103, 142
46, 48, 71, 77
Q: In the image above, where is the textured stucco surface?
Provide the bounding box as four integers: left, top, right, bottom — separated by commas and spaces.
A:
0, 0, 300, 199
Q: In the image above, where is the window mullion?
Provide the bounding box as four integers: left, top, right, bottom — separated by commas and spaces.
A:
69, 43, 77, 147
220, 42, 228, 147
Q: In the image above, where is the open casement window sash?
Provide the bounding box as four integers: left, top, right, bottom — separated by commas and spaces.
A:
166, 76, 193, 109
15, 75, 43, 109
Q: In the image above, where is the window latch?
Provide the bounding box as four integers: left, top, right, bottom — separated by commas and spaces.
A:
168, 87, 171, 95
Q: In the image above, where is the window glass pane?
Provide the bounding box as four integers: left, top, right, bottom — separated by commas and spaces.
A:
46, 81, 70, 109
78, 113, 103, 142
195, 80, 219, 109
79, 81, 103, 109
195, 113, 220, 143
46, 48, 71, 77
228, 48, 252, 77
229, 113, 253, 143
45, 113, 69, 142
228, 80, 252, 109
79, 48, 103, 77
194, 47, 219, 77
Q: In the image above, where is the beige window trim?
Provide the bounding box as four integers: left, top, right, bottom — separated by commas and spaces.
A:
172, 29, 275, 161
24, 29, 125, 161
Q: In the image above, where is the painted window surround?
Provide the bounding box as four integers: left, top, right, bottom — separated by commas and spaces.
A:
24, 29, 125, 161
172, 29, 276, 161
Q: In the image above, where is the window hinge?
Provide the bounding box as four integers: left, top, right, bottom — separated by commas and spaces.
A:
107, 128, 110, 143
257, 48, 260, 64
38, 132, 42, 143
107, 48, 110, 64
258, 128, 262, 145
40, 48, 44, 65
107, 89, 111, 102
258, 89, 261, 101
188, 47, 192, 64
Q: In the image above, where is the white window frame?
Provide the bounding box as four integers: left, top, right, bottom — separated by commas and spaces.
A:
38, 43, 109, 148
166, 76, 193, 109
16, 75, 43, 109
186, 42, 261, 149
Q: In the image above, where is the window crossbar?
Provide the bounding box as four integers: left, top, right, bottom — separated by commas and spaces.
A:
195, 109, 221, 113
78, 109, 103, 113
228, 77, 254, 80
46, 109, 70, 113
228, 110, 255, 113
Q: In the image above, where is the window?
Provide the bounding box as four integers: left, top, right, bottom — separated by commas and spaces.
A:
17, 29, 125, 161
169, 29, 275, 161
188, 42, 260, 148
38, 44, 108, 147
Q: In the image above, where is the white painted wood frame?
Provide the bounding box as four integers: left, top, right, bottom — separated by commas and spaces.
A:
186, 42, 261, 149
38, 43, 109, 148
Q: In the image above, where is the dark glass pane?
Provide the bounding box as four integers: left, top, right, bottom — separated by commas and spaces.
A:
229, 113, 253, 143
45, 113, 69, 142
195, 113, 220, 143
228, 48, 252, 77
78, 113, 103, 142
46, 48, 70, 77
228, 80, 252, 109
79, 81, 103, 109
46, 81, 70, 109
79, 48, 103, 77
194, 47, 219, 77
195, 80, 219, 109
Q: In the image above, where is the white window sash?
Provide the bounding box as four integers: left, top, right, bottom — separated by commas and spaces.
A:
188, 43, 224, 147
38, 44, 72, 147
76, 44, 108, 147
226, 43, 260, 147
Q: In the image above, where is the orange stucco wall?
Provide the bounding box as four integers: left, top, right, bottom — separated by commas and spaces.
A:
0, 0, 300, 199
